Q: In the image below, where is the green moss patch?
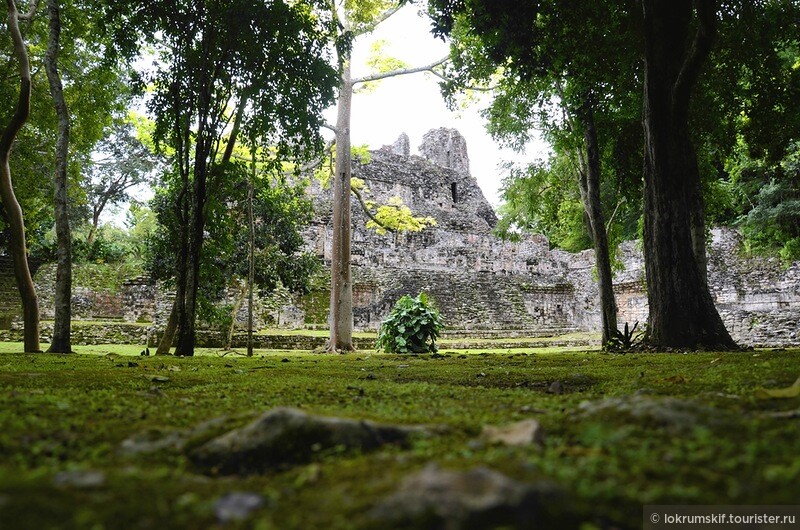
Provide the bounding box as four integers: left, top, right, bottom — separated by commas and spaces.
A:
0, 345, 798, 528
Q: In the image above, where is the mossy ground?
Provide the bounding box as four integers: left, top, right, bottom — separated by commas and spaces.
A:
0, 341, 798, 529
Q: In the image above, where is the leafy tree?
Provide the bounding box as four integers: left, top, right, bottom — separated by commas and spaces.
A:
696, 3, 800, 261
146, 161, 319, 354
326, 0, 446, 352
104, 0, 339, 356
83, 121, 159, 246
429, 0, 798, 349
729, 141, 800, 262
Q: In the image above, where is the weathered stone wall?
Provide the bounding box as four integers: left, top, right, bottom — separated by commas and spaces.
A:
300, 130, 596, 336
609, 230, 800, 347
31, 264, 158, 322
0, 321, 152, 346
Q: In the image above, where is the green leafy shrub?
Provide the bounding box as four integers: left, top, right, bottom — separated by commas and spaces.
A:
377, 292, 444, 354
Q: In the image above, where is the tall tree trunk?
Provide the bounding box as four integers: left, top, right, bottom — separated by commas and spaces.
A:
641, 0, 736, 349
174, 180, 205, 357
577, 100, 618, 346
155, 297, 179, 355
174, 137, 209, 357
247, 174, 255, 357
44, 0, 72, 353
328, 61, 354, 352
1, 0, 40, 353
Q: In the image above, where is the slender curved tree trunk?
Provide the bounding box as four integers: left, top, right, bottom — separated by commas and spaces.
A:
577, 100, 618, 346
247, 175, 255, 357
1, 0, 40, 353
44, 0, 73, 353
641, 0, 736, 349
328, 60, 354, 352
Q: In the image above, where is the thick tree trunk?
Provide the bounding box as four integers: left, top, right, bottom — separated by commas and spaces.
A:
641, 0, 736, 349
577, 101, 618, 346
174, 181, 205, 357
174, 137, 209, 357
1, 0, 40, 353
328, 61, 354, 352
45, 0, 73, 353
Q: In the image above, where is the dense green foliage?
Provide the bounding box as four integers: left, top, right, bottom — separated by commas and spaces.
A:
0, 345, 798, 528
0, 0, 132, 252
376, 292, 444, 353
146, 165, 320, 331
430, 0, 799, 264
723, 142, 800, 261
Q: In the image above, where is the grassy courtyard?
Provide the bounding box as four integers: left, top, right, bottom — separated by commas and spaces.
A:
0, 340, 798, 529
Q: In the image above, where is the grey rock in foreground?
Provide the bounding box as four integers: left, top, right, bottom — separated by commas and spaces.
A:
190, 407, 428, 475
370, 463, 574, 529
577, 395, 733, 434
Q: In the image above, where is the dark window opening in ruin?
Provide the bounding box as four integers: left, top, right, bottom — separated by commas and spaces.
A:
451, 182, 458, 203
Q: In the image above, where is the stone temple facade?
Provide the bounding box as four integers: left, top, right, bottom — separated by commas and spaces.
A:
299, 127, 800, 346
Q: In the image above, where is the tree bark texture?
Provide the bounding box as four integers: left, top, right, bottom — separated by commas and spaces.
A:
641, 0, 736, 349
1, 0, 40, 353
577, 101, 618, 345
329, 61, 354, 352
44, 0, 72, 353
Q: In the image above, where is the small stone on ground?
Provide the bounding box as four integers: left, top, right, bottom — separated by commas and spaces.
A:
370, 463, 573, 529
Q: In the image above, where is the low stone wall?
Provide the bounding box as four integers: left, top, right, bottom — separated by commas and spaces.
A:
0, 321, 152, 346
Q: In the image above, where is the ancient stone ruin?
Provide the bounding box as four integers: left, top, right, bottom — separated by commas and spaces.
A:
299, 127, 799, 346
1, 127, 798, 347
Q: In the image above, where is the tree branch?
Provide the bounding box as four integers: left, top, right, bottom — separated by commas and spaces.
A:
222, 92, 248, 165
321, 122, 338, 133
352, 56, 448, 85
673, 0, 717, 116
17, 0, 39, 20
351, 184, 395, 233
352, 4, 403, 36
1, 0, 32, 155
606, 198, 625, 232
428, 67, 497, 91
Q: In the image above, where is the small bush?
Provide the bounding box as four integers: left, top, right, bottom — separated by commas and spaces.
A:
377, 292, 444, 354
606, 321, 644, 352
